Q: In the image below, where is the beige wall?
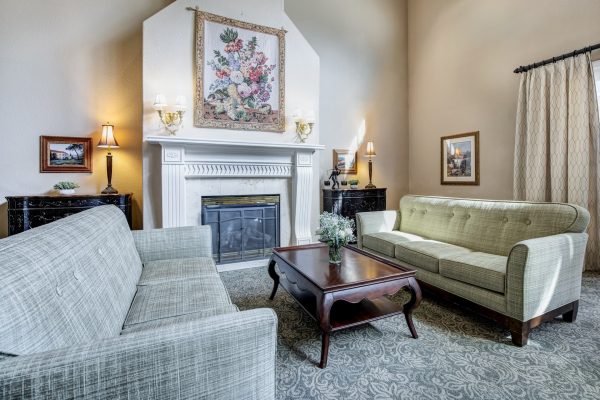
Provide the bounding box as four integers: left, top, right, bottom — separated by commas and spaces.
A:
0, 0, 172, 237
285, 0, 409, 210
408, 0, 600, 200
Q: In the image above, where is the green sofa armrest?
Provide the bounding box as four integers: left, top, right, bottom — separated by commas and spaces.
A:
506, 232, 588, 321
355, 210, 399, 248
0, 309, 277, 400
132, 225, 213, 263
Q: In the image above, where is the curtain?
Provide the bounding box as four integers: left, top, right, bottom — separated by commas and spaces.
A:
514, 53, 600, 271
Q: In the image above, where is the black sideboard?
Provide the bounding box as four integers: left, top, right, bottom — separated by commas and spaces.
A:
322, 188, 387, 238
6, 193, 132, 236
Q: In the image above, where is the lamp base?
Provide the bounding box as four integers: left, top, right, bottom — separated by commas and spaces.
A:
101, 185, 119, 194
365, 183, 376, 189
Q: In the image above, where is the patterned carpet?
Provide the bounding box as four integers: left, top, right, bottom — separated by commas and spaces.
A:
220, 267, 600, 400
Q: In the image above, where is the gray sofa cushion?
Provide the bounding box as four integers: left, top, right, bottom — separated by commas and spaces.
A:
362, 231, 424, 257
124, 278, 233, 327
138, 257, 218, 286
121, 304, 239, 334
439, 252, 508, 294
0, 206, 142, 355
394, 240, 472, 273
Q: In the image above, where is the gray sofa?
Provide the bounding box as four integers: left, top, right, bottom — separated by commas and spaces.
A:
0, 205, 277, 399
357, 195, 590, 345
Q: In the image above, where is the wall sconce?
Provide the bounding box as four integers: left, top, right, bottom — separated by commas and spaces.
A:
292, 109, 316, 143
153, 94, 186, 135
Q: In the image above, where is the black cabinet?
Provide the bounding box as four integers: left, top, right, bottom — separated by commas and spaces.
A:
322, 188, 386, 238
6, 194, 132, 236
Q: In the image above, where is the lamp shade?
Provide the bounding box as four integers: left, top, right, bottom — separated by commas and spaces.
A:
98, 123, 119, 148
365, 140, 376, 157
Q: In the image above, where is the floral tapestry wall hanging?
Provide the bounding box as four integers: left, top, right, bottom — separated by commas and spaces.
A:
193, 10, 286, 132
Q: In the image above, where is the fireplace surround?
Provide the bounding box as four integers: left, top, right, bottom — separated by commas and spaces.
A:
146, 136, 324, 247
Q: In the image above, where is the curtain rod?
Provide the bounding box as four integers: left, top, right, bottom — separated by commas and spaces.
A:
514, 43, 600, 73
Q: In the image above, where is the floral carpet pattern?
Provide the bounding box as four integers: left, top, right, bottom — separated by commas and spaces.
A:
220, 268, 600, 400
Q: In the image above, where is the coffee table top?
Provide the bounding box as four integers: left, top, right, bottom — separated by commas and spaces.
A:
271, 243, 415, 291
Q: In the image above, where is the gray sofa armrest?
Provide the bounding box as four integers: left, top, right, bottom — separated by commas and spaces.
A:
132, 225, 213, 263
506, 233, 588, 321
355, 210, 399, 248
0, 308, 277, 400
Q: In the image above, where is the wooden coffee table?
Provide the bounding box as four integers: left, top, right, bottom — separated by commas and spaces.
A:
268, 243, 422, 368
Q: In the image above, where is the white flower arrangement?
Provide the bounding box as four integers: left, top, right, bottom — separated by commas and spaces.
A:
317, 212, 356, 247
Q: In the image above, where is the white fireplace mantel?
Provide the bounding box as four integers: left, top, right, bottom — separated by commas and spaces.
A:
146, 135, 325, 245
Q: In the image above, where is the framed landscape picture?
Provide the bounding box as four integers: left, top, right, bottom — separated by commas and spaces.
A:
40, 136, 92, 173
194, 10, 286, 132
441, 131, 479, 185
333, 149, 358, 174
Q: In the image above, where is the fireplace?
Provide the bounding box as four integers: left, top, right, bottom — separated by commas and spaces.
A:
202, 195, 280, 264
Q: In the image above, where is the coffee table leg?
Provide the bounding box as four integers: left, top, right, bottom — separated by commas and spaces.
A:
317, 293, 334, 368
267, 259, 279, 300
403, 277, 422, 339
319, 332, 330, 368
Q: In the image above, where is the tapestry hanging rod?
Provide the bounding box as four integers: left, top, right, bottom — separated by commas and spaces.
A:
514, 43, 600, 73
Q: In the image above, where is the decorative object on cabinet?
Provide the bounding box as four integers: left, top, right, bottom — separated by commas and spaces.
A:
292, 109, 315, 142
349, 179, 359, 189
53, 181, 79, 195
323, 180, 331, 187
441, 131, 479, 185
39, 136, 92, 173
6, 193, 132, 236
322, 188, 386, 239
328, 166, 341, 190
333, 149, 357, 174
192, 8, 286, 132
153, 94, 186, 135
365, 140, 376, 188
97, 123, 120, 194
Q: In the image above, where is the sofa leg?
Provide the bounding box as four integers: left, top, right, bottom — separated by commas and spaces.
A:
562, 300, 579, 323
510, 328, 529, 346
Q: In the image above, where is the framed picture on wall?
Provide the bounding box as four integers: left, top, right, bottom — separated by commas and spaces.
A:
40, 136, 92, 173
333, 149, 358, 174
193, 9, 286, 132
441, 131, 479, 185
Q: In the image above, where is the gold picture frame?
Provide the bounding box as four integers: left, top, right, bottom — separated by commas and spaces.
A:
193, 10, 286, 132
441, 131, 479, 185
333, 149, 358, 174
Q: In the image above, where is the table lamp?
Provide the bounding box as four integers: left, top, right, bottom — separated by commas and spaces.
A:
97, 123, 120, 194
365, 140, 376, 189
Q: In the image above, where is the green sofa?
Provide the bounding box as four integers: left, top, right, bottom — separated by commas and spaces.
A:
356, 195, 590, 345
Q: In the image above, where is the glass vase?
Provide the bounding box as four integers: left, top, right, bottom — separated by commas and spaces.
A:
328, 244, 342, 264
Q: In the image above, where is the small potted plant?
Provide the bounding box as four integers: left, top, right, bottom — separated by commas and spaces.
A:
349, 179, 359, 189
54, 181, 79, 195
316, 212, 356, 264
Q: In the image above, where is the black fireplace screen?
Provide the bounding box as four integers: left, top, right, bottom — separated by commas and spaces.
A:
201, 195, 280, 264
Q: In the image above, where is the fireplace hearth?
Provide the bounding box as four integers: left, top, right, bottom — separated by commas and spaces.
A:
202, 195, 280, 264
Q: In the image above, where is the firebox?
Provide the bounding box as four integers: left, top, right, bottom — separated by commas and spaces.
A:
201, 195, 280, 264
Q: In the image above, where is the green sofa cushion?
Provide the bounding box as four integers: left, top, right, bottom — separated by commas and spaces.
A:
394, 240, 472, 273
439, 252, 508, 294
399, 195, 590, 256
362, 231, 424, 257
